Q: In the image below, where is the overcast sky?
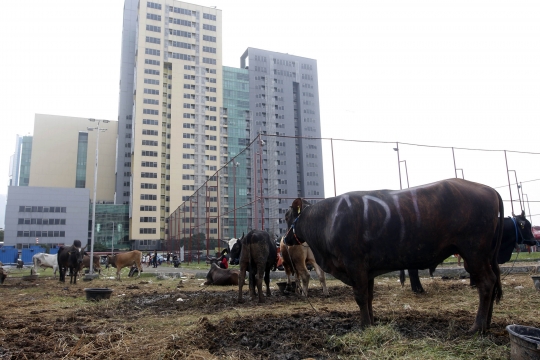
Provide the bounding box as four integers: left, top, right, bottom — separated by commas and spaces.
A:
0, 0, 538, 222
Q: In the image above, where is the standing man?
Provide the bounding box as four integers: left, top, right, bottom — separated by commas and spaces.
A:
153, 250, 158, 268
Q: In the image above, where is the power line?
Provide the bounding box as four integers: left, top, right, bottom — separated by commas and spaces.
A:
494, 178, 540, 189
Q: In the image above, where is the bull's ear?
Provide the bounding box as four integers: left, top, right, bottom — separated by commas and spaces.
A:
291, 198, 303, 216
521, 210, 526, 217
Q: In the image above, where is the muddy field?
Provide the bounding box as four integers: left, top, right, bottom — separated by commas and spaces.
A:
0, 271, 539, 359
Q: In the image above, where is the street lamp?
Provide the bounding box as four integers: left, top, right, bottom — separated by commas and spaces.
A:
399, 160, 409, 188
87, 118, 109, 276
232, 161, 239, 238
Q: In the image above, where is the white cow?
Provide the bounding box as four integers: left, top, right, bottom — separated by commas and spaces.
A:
32, 253, 59, 278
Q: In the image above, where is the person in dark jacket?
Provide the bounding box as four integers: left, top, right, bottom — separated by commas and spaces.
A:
152, 250, 158, 268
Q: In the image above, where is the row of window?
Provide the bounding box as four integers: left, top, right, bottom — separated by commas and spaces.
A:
144, 78, 159, 85
143, 119, 159, 125
142, 140, 158, 146
142, 150, 158, 157
169, 52, 192, 61
141, 161, 158, 167
169, 17, 191, 27
147, 13, 161, 21
140, 228, 157, 234
203, 13, 216, 21
143, 98, 159, 105
143, 109, 158, 115
147, 2, 161, 10
146, 36, 160, 44
203, 57, 216, 65
141, 194, 157, 200
203, 24, 216, 31
146, 24, 161, 33
171, 40, 191, 49
144, 68, 160, 75
140, 217, 157, 222
19, 206, 67, 213
17, 231, 66, 238
145, 59, 160, 66
141, 183, 157, 189
18, 218, 66, 225
203, 35, 216, 42
203, 46, 216, 53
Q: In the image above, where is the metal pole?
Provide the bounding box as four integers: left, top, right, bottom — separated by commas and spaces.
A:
400, 160, 409, 188
457, 169, 464, 179
524, 194, 532, 224
259, 139, 264, 231
89, 123, 101, 275
234, 164, 237, 238
452, 147, 457, 178
331, 138, 336, 197
504, 150, 515, 215
111, 221, 114, 257
395, 143, 402, 190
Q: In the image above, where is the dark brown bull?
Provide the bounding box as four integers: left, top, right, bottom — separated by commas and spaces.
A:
284, 179, 503, 333
57, 241, 86, 284
204, 263, 244, 286
233, 230, 277, 303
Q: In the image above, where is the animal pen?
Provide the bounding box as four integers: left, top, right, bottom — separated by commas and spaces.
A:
166, 133, 540, 263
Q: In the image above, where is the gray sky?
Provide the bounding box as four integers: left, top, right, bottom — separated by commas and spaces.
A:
0, 0, 538, 221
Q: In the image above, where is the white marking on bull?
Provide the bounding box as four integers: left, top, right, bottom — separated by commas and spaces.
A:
331, 195, 352, 230
410, 189, 421, 227
363, 195, 391, 240
392, 195, 405, 242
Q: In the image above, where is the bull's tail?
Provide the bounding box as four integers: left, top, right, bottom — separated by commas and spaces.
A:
492, 191, 504, 304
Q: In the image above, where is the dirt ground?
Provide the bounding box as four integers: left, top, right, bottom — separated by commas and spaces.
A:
0, 271, 539, 359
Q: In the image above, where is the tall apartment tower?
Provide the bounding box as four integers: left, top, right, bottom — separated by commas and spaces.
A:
240, 48, 324, 237
117, 0, 223, 247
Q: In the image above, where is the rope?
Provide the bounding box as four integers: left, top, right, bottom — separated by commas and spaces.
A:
283, 241, 319, 314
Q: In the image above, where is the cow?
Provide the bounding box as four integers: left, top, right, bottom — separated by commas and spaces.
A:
232, 230, 277, 303
402, 211, 536, 293
283, 179, 504, 333
57, 241, 86, 284
204, 263, 244, 286
220, 238, 240, 265
79, 254, 102, 276
106, 250, 143, 281
32, 253, 59, 279
280, 237, 329, 297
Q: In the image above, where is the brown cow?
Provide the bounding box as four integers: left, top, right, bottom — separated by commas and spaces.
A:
280, 237, 329, 297
106, 251, 143, 281
204, 263, 244, 286
79, 255, 102, 276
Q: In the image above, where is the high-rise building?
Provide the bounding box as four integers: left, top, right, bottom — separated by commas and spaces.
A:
118, 1, 223, 248
240, 48, 324, 236
9, 135, 33, 187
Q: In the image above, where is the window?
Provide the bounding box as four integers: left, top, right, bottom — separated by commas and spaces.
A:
141, 172, 158, 178
169, 17, 191, 27
203, 46, 216, 54
142, 129, 159, 136
144, 88, 159, 95
146, 25, 161, 33
143, 109, 159, 115
147, 13, 161, 21
147, 2, 161, 10
170, 6, 192, 15
203, 57, 216, 65
140, 194, 157, 200
145, 48, 160, 56
144, 78, 159, 85
142, 151, 158, 157
143, 119, 159, 125
203, 35, 216, 42
169, 29, 191, 38
143, 98, 159, 105
203, 13, 216, 21
144, 68, 160, 76
140, 217, 157, 222
141, 183, 157, 189
139, 228, 157, 234
146, 36, 160, 44
169, 52, 192, 61
141, 161, 158, 167
203, 24, 216, 31
140, 205, 157, 211
142, 140, 158, 146
170, 41, 191, 49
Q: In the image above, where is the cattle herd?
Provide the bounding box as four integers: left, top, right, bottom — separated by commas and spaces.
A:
11, 178, 539, 335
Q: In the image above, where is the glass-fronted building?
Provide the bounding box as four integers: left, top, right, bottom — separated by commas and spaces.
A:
223, 66, 250, 239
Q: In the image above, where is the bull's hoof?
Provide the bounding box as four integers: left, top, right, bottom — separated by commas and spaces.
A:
258, 298, 266, 304
238, 298, 245, 304
467, 324, 487, 334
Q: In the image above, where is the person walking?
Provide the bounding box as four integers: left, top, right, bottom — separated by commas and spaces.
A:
153, 250, 158, 268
